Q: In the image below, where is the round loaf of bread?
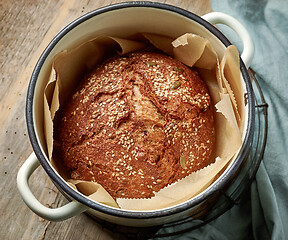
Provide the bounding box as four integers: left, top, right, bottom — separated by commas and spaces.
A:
53, 52, 215, 199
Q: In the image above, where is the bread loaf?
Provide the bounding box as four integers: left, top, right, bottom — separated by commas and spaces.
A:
53, 52, 215, 199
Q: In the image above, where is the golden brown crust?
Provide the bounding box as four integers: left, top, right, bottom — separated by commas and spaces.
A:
53, 52, 215, 199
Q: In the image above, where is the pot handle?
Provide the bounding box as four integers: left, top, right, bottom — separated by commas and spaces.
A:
17, 152, 89, 221
202, 12, 254, 68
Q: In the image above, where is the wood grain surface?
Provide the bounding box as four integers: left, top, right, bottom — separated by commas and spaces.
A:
0, 1, 212, 239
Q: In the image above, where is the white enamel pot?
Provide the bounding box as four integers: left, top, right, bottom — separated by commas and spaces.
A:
17, 2, 254, 227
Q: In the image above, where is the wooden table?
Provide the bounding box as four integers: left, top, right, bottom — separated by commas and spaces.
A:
0, 1, 212, 239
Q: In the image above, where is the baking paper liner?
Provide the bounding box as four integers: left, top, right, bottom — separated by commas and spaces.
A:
43, 32, 244, 210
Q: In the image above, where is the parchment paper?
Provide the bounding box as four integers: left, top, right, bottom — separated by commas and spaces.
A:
44, 32, 243, 210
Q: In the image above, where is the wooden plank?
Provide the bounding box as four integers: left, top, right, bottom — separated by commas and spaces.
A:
0, 0, 211, 239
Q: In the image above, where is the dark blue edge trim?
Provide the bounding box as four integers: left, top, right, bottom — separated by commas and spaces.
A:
26, 1, 255, 220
